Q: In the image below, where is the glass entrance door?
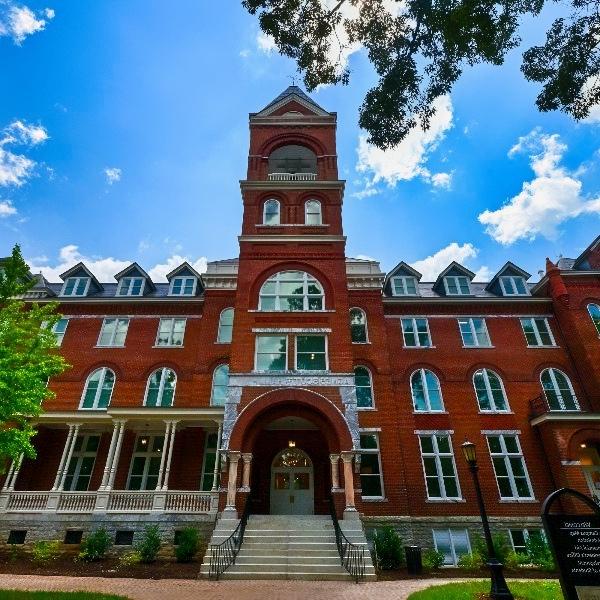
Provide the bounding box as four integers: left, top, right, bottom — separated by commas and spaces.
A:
270, 448, 314, 515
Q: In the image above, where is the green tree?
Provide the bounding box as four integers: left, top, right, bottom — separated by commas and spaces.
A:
0, 244, 69, 465
244, 0, 600, 148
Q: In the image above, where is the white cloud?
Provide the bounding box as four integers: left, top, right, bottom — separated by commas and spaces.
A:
431, 171, 452, 189
0, 120, 48, 187
356, 94, 453, 190
147, 255, 208, 281
410, 242, 490, 281
239, 48, 250, 58
0, 2, 54, 45
256, 31, 276, 53
104, 167, 122, 185
478, 128, 600, 245
0, 199, 17, 217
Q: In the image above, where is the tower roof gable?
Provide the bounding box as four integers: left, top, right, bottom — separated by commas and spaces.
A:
254, 86, 331, 117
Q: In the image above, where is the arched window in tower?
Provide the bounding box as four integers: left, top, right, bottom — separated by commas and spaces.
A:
144, 367, 177, 407
350, 308, 368, 343
80, 368, 115, 410
211, 364, 229, 406
588, 303, 600, 335
540, 368, 579, 411
259, 270, 324, 311
263, 199, 280, 225
268, 144, 317, 175
305, 199, 322, 225
354, 366, 373, 408
217, 308, 234, 343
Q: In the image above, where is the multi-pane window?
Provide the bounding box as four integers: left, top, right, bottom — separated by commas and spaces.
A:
487, 434, 533, 500
520, 318, 556, 347
458, 318, 491, 347
259, 271, 324, 311
360, 433, 383, 498
354, 366, 374, 408
144, 368, 177, 407
418, 434, 461, 499
444, 276, 470, 295
63, 435, 100, 491
350, 308, 368, 343
433, 529, 471, 565
170, 277, 196, 296
52, 318, 69, 346
97, 318, 129, 347
127, 435, 164, 490
540, 368, 579, 411
263, 199, 280, 225
473, 369, 509, 412
509, 529, 545, 555
401, 318, 431, 347
61, 277, 90, 297
81, 368, 115, 409
217, 308, 234, 343
117, 277, 145, 296
588, 303, 600, 335
500, 276, 528, 296
296, 335, 327, 370
200, 432, 219, 491
156, 318, 186, 346
411, 369, 444, 412
391, 276, 417, 296
211, 364, 229, 406
255, 335, 287, 371
305, 199, 322, 225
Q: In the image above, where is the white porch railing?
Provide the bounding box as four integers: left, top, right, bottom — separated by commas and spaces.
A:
57, 492, 96, 513
165, 491, 213, 513
107, 491, 154, 512
267, 172, 317, 181
6, 492, 50, 512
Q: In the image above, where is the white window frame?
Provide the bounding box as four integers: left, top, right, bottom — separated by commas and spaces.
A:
354, 366, 374, 409
126, 434, 164, 491
116, 277, 145, 297
359, 431, 384, 499
432, 529, 471, 565
254, 335, 288, 371
263, 198, 280, 225
79, 367, 115, 410
509, 528, 545, 554
486, 433, 534, 500
401, 318, 432, 348
418, 434, 461, 500
304, 199, 322, 225
143, 367, 177, 407
391, 276, 418, 296
210, 364, 229, 406
217, 308, 234, 343
350, 307, 368, 343
97, 317, 130, 347
499, 276, 529, 296
458, 317, 492, 347
444, 275, 471, 296
60, 277, 91, 297
294, 334, 329, 371
169, 276, 197, 296
587, 303, 600, 335
63, 434, 100, 492
540, 368, 579, 411
411, 369, 445, 412
473, 369, 510, 412
52, 318, 69, 346
258, 270, 325, 312
520, 317, 556, 347
155, 317, 187, 347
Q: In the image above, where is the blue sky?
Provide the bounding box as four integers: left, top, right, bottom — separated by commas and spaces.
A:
1, 1, 599, 283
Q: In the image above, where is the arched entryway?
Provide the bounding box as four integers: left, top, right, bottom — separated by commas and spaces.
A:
568, 429, 600, 503
270, 447, 314, 515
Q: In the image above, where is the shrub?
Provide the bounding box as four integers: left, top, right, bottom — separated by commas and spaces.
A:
31, 540, 61, 564
503, 550, 521, 570
136, 525, 162, 564
78, 527, 111, 562
373, 526, 404, 570
457, 551, 484, 570
118, 550, 142, 567
472, 532, 512, 564
174, 527, 199, 563
422, 548, 445, 570
526, 534, 556, 571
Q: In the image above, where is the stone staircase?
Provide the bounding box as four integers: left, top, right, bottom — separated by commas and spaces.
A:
200, 514, 376, 580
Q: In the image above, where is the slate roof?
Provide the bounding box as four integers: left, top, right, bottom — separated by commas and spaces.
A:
37, 282, 180, 299
259, 85, 327, 113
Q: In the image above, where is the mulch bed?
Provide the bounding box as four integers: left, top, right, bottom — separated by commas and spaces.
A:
376, 567, 557, 581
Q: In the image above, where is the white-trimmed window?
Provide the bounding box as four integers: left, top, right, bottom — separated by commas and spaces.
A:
588, 303, 600, 335
411, 369, 444, 412
144, 368, 176, 407
444, 276, 470, 295
61, 277, 90, 297
217, 308, 234, 343
117, 277, 145, 296
458, 318, 491, 347
97, 318, 129, 347
170, 276, 196, 296
127, 434, 164, 490
418, 434, 461, 500
540, 368, 579, 411
487, 434, 533, 500
255, 335, 287, 371
354, 366, 373, 408
80, 368, 115, 409
263, 199, 280, 225
391, 276, 417, 296
295, 335, 328, 371
473, 369, 509, 412
52, 318, 69, 346
259, 270, 324, 311
63, 434, 100, 491
433, 529, 471, 565
350, 308, 368, 343
156, 318, 186, 347
402, 318, 431, 347
520, 318, 556, 347
305, 199, 322, 225
210, 364, 229, 406
200, 432, 219, 490
509, 529, 545, 555
500, 276, 528, 296
360, 433, 384, 498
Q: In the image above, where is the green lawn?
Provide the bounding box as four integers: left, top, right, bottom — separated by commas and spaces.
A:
0, 593, 127, 600
407, 580, 563, 600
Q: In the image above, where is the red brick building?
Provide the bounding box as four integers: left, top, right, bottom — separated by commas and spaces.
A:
1, 87, 599, 565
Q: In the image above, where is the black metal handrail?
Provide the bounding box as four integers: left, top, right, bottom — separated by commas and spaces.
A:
329, 497, 365, 582
208, 500, 250, 580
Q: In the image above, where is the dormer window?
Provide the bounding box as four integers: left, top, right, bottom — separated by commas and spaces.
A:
391, 276, 417, 296
444, 276, 470, 296
499, 276, 528, 296
61, 277, 90, 297
170, 276, 196, 296
116, 277, 144, 296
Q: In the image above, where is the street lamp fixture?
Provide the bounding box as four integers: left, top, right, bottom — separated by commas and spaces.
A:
461, 441, 514, 600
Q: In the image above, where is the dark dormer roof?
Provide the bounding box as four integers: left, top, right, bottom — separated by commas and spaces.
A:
383, 261, 422, 296
114, 262, 156, 292
573, 234, 600, 270
25, 273, 56, 298
165, 262, 203, 281
485, 261, 531, 294
433, 262, 476, 295
59, 262, 103, 293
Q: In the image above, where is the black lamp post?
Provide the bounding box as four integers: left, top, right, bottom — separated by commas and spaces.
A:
461, 441, 514, 600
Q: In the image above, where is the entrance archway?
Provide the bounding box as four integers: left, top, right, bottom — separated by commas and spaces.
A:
270, 447, 314, 515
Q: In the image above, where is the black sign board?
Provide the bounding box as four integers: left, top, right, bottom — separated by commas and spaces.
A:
542, 488, 600, 600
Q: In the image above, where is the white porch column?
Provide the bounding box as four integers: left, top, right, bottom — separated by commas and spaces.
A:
51, 425, 75, 491
240, 453, 252, 492
106, 420, 126, 490
211, 423, 222, 492
161, 420, 178, 490
99, 421, 120, 491
330, 453, 341, 491
2, 458, 17, 492
7, 454, 24, 491
224, 451, 241, 513
155, 421, 172, 491
57, 424, 80, 491
341, 451, 357, 517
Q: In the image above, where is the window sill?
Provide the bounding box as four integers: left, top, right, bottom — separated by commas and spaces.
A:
403, 345, 436, 349
479, 411, 514, 415
94, 345, 126, 349
413, 411, 449, 415
361, 497, 388, 503
255, 224, 329, 228
526, 345, 559, 349
499, 498, 538, 503
426, 498, 466, 503
352, 341, 371, 345
152, 345, 184, 349
461, 345, 495, 349
357, 407, 377, 411
214, 341, 231, 345
247, 309, 335, 313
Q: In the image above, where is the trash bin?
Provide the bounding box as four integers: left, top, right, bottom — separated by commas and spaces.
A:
405, 545, 422, 575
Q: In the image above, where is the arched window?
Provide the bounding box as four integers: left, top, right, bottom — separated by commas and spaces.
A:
145, 368, 177, 407
540, 368, 579, 411
217, 308, 234, 343
80, 368, 115, 409
305, 200, 322, 225
211, 364, 229, 406
411, 369, 444, 412
268, 144, 317, 175
350, 308, 368, 343
263, 199, 280, 225
473, 369, 508, 412
259, 270, 324, 311
588, 303, 600, 335
354, 366, 373, 408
